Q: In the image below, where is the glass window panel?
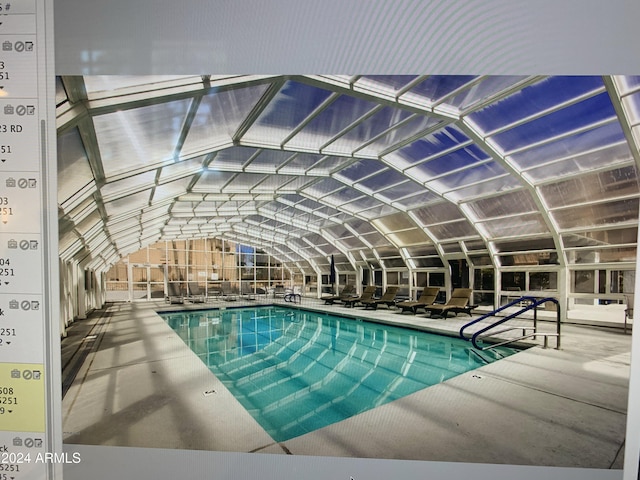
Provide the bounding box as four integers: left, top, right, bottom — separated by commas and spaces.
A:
501, 252, 558, 266
182, 84, 270, 156
407, 245, 438, 257
492, 93, 616, 154
610, 270, 636, 294
243, 81, 334, 145
101, 170, 157, 200
620, 76, 640, 93
287, 95, 379, 151
474, 268, 495, 291
562, 228, 638, 248
429, 272, 446, 286
553, 198, 639, 229
541, 165, 638, 208
470, 255, 493, 266
529, 272, 558, 291
412, 202, 464, 225
333, 159, 387, 183
467, 190, 538, 219
469, 77, 604, 132
573, 271, 595, 293
386, 125, 469, 170
572, 248, 637, 264
446, 76, 528, 111
481, 213, 549, 238
413, 258, 445, 268
324, 106, 414, 154
356, 116, 441, 158
429, 220, 477, 240
502, 272, 526, 290
57, 127, 95, 203
447, 176, 521, 202
95, 98, 192, 178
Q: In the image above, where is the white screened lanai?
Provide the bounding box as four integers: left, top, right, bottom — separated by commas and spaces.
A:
56, 75, 640, 334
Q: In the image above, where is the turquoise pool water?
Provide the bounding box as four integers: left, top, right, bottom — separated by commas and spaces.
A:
160, 306, 519, 442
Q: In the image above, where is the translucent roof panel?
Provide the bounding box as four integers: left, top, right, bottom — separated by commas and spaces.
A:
322, 106, 415, 155
286, 95, 379, 151
181, 84, 270, 156
83, 76, 197, 94
355, 116, 441, 158
492, 93, 617, 154
94, 98, 192, 179
408, 76, 477, 103
57, 127, 95, 204
57, 75, 640, 267
405, 145, 491, 182
333, 159, 387, 184
412, 202, 464, 226
356, 76, 420, 93
468, 77, 604, 133
446, 76, 528, 112
387, 125, 469, 171
243, 81, 334, 146
510, 122, 629, 173
540, 166, 639, 209
480, 214, 550, 238
553, 199, 640, 230
467, 190, 539, 219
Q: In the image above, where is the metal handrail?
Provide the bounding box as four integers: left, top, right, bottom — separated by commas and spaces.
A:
459, 296, 561, 351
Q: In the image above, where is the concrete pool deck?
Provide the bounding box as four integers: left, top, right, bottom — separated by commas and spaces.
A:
61, 298, 631, 468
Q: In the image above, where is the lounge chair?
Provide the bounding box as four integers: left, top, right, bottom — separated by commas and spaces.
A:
240, 282, 256, 300
343, 285, 377, 308
321, 285, 355, 305
220, 281, 237, 301
187, 282, 206, 303
397, 287, 440, 314
166, 282, 184, 304
361, 286, 399, 310
424, 288, 473, 318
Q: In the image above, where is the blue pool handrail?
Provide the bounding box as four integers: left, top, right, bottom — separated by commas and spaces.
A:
459, 296, 561, 351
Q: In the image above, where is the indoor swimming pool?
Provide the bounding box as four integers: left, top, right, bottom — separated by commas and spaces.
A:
160, 306, 520, 442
